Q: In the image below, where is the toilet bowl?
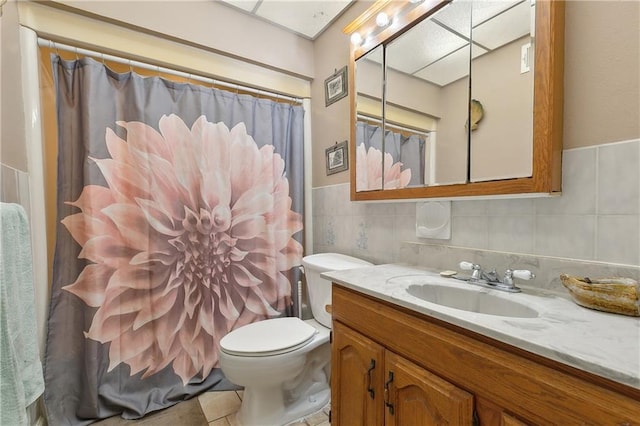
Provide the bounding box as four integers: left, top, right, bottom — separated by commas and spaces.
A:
218, 253, 373, 426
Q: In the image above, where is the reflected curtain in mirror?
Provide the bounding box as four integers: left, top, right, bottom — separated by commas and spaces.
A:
355, 120, 425, 191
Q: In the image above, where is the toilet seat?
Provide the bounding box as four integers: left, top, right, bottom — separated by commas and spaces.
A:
220, 317, 318, 357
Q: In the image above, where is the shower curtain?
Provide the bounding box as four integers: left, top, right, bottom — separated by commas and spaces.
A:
43, 56, 305, 424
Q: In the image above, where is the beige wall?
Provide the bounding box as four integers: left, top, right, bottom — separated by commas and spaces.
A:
1, 0, 27, 171
49, 0, 315, 79
311, 1, 374, 189
563, 0, 640, 149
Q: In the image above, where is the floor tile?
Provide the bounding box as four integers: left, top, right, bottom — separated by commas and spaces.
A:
304, 410, 329, 426
209, 418, 230, 426
93, 398, 207, 425
225, 413, 242, 426
198, 391, 242, 422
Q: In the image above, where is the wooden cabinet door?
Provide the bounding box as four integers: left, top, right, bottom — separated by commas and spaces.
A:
332, 321, 385, 426
501, 413, 530, 426
384, 351, 474, 426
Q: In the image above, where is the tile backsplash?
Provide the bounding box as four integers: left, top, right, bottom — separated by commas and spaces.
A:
312, 139, 640, 290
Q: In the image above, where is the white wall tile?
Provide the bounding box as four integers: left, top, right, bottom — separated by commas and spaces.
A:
365, 202, 396, 216
311, 187, 326, 217
535, 148, 597, 214
450, 216, 488, 249
312, 140, 639, 267
488, 215, 534, 254
312, 215, 326, 247
597, 141, 640, 215
487, 198, 534, 216
394, 202, 417, 217
597, 215, 640, 265
452, 199, 488, 216
331, 215, 356, 254
535, 215, 596, 260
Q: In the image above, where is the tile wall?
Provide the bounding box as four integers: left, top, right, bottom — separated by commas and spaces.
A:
1, 162, 31, 217
312, 139, 640, 292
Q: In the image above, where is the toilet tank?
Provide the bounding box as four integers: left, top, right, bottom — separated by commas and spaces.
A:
302, 253, 373, 328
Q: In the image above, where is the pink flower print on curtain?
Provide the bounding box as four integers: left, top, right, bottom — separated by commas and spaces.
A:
60, 114, 303, 385
355, 143, 411, 191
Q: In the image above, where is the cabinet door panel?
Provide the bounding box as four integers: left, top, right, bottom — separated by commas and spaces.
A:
385, 351, 474, 426
332, 321, 385, 426
501, 412, 530, 426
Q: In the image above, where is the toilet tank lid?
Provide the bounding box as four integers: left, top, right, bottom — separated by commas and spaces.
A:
302, 253, 373, 271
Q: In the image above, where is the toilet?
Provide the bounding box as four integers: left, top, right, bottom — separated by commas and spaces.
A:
218, 253, 373, 426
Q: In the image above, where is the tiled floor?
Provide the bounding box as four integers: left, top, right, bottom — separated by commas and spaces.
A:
95, 390, 330, 426
198, 390, 330, 426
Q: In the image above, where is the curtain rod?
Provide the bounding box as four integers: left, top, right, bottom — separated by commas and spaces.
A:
37, 38, 303, 104
357, 114, 430, 137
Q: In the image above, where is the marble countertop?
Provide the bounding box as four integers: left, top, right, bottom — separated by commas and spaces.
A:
322, 263, 640, 390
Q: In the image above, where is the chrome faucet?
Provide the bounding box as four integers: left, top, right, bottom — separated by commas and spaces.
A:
457, 261, 535, 293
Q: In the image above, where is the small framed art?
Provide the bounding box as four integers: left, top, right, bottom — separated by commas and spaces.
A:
324, 66, 348, 107
326, 141, 349, 175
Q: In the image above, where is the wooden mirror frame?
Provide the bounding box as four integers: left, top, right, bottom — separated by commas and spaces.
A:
345, 0, 565, 201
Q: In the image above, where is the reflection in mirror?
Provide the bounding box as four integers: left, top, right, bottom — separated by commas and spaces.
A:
384, 0, 472, 188
354, 45, 386, 192
469, 0, 535, 181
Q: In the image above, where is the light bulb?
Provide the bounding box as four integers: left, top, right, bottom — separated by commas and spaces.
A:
376, 12, 390, 27
350, 32, 363, 45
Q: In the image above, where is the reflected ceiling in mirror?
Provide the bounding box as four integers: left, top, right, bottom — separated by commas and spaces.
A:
386, 1, 532, 88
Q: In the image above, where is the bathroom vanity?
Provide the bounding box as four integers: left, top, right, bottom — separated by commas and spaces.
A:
325, 264, 640, 425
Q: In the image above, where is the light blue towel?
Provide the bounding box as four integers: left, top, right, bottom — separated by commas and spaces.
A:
0, 203, 45, 426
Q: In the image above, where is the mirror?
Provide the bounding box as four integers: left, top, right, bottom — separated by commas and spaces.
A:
385, 0, 472, 188
469, 1, 535, 182
355, 45, 385, 191
346, 0, 564, 200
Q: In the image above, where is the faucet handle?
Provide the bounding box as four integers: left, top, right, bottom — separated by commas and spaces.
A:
499, 269, 535, 292
459, 261, 483, 281
512, 270, 535, 280
459, 261, 479, 271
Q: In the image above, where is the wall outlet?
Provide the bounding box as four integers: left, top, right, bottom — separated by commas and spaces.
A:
521, 42, 531, 74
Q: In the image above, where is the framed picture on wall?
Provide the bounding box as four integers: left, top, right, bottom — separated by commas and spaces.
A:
324, 66, 348, 106
326, 141, 349, 175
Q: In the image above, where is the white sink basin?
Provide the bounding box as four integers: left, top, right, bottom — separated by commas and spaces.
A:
388, 275, 539, 318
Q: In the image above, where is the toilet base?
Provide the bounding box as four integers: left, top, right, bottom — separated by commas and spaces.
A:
237, 384, 330, 426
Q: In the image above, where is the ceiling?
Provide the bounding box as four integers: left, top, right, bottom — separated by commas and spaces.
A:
217, 0, 356, 40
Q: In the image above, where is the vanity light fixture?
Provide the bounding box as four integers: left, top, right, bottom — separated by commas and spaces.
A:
376, 12, 390, 27
350, 32, 363, 45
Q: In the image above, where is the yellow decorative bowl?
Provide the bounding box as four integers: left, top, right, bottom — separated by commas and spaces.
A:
560, 274, 640, 317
